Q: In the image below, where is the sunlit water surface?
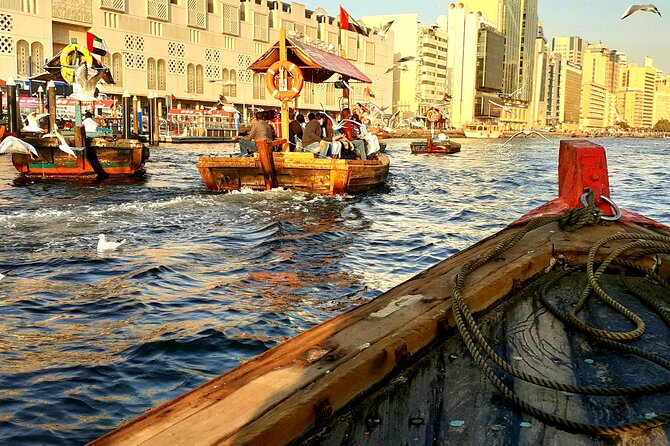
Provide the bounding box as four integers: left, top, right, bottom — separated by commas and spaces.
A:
0, 137, 668, 444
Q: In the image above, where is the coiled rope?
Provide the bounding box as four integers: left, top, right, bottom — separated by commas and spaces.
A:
450, 195, 670, 435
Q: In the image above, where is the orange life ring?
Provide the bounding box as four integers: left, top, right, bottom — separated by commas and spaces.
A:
426, 109, 441, 123
265, 61, 304, 101
0, 125, 6, 142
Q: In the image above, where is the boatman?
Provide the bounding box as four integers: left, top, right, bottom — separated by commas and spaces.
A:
237, 111, 274, 155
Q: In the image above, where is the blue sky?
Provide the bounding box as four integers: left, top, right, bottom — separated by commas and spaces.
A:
301, 0, 670, 72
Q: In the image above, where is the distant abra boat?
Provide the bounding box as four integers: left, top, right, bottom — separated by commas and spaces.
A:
160, 108, 239, 143
463, 122, 502, 139
410, 136, 461, 154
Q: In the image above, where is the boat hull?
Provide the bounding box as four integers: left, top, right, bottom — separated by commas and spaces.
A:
463, 129, 501, 138
11, 137, 149, 178
410, 140, 461, 154
197, 152, 389, 195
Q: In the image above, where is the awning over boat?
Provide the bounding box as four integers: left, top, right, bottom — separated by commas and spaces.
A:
248, 37, 372, 84
30, 51, 115, 84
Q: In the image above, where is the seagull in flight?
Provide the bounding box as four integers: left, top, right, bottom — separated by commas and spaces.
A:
97, 234, 127, 252
0, 136, 39, 159
22, 112, 49, 132
384, 63, 408, 74
396, 55, 423, 63
43, 126, 81, 158
503, 130, 550, 144
488, 100, 517, 118
0, 270, 9, 281
71, 62, 111, 102
621, 4, 661, 19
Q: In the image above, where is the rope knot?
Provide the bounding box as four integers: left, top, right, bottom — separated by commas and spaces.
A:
558, 191, 602, 231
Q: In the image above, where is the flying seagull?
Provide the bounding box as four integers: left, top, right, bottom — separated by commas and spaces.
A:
22, 112, 49, 132
0, 136, 39, 159
503, 130, 550, 144
97, 234, 127, 252
71, 62, 111, 102
488, 100, 517, 118
384, 63, 408, 74
396, 55, 423, 63
621, 4, 661, 19
43, 126, 82, 158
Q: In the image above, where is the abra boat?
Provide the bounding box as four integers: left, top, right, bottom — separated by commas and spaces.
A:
410, 136, 461, 154
197, 139, 389, 195
196, 30, 389, 195
463, 121, 502, 138
160, 108, 239, 143
12, 132, 149, 179
92, 140, 670, 446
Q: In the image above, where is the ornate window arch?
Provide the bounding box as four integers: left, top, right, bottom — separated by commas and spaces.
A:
147, 57, 157, 89
187, 63, 195, 93
196, 64, 204, 94
112, 52, 124, 87
229, 69, 237, 97
16, 40, 29, 76
30, 41, 44, 75
157, 59, 166, 91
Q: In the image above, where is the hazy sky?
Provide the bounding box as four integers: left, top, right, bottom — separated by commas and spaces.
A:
300, 0, 670, 72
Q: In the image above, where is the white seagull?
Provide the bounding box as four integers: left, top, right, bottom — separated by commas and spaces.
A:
0, 270, 9, 281
488, 100, 518, 118
503, 130, 550, 144
71, 62, 111, 102
22, 112, 49, 133
97, 234, 127, 252
0, 136, 39, 159
396, 55, 423, 63
42, 127, 80, 158
621, 4, 661, 19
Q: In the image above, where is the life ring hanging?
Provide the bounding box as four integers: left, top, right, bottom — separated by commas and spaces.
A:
426, 109, 441, 123
60, 44, 93, 84
265, 60, 304, 101
0, 125, 6, 142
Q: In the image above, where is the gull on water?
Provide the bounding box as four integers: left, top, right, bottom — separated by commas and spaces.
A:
0, 136, 39, 159
71, 62, 111, 102
621, 4, 661, 19
22, 112, 49, 132
97, 234, 127, 252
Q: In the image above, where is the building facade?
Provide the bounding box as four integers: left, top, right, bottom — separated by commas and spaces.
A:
580, 44, 620, 130
619, 57, 659, 128
551, 36, 586, 68
0, 0, 393, 122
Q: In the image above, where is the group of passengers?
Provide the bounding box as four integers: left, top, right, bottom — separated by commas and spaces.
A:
240, 108, 381, 160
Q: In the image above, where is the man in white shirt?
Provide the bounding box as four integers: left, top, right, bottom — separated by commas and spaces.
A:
82, 111, 98, 132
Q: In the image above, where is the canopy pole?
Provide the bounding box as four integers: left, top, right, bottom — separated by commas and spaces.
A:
279, 28, 290, 151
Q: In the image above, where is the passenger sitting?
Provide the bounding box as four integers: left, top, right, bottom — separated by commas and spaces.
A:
301, 112, 329, 157
339, 108, 367, 160
237, 111, 274, 155
434, 132, 449, 143
353, 114, 381, 156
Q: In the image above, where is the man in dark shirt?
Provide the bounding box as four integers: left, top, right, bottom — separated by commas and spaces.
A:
288, 111, 303, 151
301, 113, 324, 155
239, 111, 274, 154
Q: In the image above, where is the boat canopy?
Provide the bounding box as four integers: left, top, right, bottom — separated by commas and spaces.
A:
248, 37, 372, 84
30, 51, 115, 84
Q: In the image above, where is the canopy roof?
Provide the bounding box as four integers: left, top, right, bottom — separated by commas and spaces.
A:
30, 51, 115, 84
248, 37, 372, 84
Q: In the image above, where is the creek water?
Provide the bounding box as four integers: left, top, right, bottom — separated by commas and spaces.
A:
0, 137, 668, 444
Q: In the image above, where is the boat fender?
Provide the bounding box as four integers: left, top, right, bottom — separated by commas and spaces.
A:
60, 44, 93, 84
265, 61, 304, 101
426, 109, 441, 123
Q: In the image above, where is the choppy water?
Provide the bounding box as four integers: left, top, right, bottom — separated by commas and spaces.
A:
0, 137, 668, 445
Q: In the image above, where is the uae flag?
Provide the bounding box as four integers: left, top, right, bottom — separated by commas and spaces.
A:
86, 32, 109, 57
339, 6, 368, 36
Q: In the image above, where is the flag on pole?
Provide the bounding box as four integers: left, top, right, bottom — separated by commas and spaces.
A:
364, 87, 375, 98
86, 32, 109, 57
339, 6, 369, 36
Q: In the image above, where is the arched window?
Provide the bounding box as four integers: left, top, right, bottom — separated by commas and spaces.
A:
16, 40, 29, 76
157, 59, 166, 91
187, 63, 195, 93
196, 64, 204, 94
229, 69, 237, 97
253, 72, 265, 100
147, 58, 157, 89
112, 53, 123, 87
31, 42, 44, 75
